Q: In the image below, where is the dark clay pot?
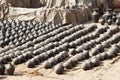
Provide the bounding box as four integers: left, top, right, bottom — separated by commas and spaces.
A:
54, 63, 64, 74
107, 18, 112, 25
112, 15, 117, 22
92, 8, 100, 23
0, 63, 5, 75
98, 18, 105, 25
6, 63, 15, 75
115, 17, 120, 26
104, 9, 113, 22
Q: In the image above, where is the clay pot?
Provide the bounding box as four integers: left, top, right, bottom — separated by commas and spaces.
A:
77, 54, 86, 61
112, 15, 117, 22
40, 53, 49, 61
26, 60, 35, 68
107, 45, 119, 58
111, 26, 119, 34
117, 42, 120, 48
76, 46, 83, 53
6, 63, 15, 75
73, 54, 81, 61
18, 55, 26, 63
69, 58, 78, 67
92, 8, 100, 23
32, 57, 40, 65
102, 41, 111, 48
81, 60, 93, 70
33, 50, 40, 56
59, 51, 69, 59
91, 56, 100, 67
23, 53, 32, 60
101, 52, 109, 60
3, 55, 11, 62
12, 58, 20, 65
55, 55, 63, 62
104, 9, 113, 22
74, 39, 83, 46
83, 50, 90, 58
48, 57, 58, 66
0, 63, 5, 75
83, 43, 92, 50
54, 63, 64, 74
68, 48, 77, 55
63, 61, 72, 69
107, 18, 113, 25
115, 17, 120, 26
99, 18, 105, 25
95, 44, 104, 53
43, 61, 52, 69
47, 50, 54, 57
90, 49, 99, 56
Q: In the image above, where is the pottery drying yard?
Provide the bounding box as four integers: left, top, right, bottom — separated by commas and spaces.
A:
0, 22, 120, 80
2, 50, 120, 80
0, 0, 120, 80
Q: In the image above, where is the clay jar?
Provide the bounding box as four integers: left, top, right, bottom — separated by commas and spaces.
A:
104, 9, 113, 22
112, 14, 117, 22
92, 8, 100, 23
6, 63, 15, 75
107, 18, 112, 25
115, 17, 120, 26
98, 18, 105, 25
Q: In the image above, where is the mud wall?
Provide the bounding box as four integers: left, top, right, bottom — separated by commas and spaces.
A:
1, 0, 93, 25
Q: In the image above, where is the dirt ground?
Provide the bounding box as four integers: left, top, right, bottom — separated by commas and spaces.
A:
1, 56, 120, 80
1, 22, 120, 80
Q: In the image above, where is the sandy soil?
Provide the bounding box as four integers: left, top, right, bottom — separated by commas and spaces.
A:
1, 22, 120, 80
1, 56, 120, 80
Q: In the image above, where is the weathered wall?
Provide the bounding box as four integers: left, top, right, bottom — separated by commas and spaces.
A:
0, 0, 93, 25
8, 6, 91, 25
3, 0, 88, 8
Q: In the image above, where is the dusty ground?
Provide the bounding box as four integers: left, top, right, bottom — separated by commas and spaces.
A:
1, 56, 120, 80
1, 22, 120, 80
